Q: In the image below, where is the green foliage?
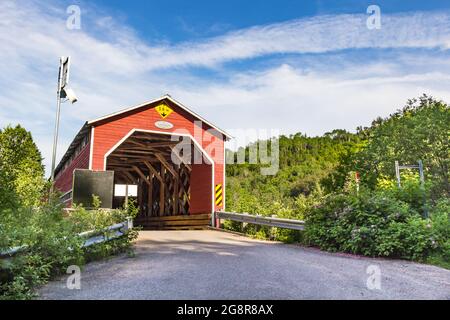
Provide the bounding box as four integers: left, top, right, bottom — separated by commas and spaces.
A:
1, 254, 52, 300
0, 201, 84, 299
0, 125, 45, 208
428, 198, 450, 263
226, 130, 359, 213
347, 95, 448, 198
92, 194, 102, 209
66, 199, 139, 261
0, 125, 138, 299
1, 199, 137, 300
377, 172, 430, 215
124, 198, 140, 219
303, 190, 449, 261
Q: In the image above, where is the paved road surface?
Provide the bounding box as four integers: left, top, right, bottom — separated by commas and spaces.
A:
38, 230, 450, 299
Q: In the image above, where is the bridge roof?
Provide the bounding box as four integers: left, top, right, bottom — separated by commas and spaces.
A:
54, 95, 231, 176
87, 94, 232, 139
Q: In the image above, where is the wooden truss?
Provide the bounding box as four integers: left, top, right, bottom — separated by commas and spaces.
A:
106, 132, 192, 217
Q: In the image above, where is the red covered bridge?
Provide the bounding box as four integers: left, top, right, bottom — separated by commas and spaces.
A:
54, 95, 231, 229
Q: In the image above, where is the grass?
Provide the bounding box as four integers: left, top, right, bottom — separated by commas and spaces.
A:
425, 254, 450, 270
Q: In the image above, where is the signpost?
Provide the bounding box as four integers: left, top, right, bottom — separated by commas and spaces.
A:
394, 160, 428, 217
394, 160, 425, 188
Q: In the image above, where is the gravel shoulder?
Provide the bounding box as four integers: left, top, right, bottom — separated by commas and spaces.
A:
38, 230, 450, 300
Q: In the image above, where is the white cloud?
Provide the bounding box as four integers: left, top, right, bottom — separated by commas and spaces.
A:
1, 0, 450, 175
173, 64, 450, 138
147, 11, 450, 69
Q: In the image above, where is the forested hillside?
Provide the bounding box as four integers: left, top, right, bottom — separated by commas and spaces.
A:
225, 95, 449, 267
226, 129, 361, 215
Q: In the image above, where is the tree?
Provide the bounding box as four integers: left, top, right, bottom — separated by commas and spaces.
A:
0, 125, 45, 208
354, 95, 449, 198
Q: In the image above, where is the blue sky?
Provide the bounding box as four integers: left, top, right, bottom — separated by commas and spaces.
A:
1, 0, 450, 175
88, 0, 450, 42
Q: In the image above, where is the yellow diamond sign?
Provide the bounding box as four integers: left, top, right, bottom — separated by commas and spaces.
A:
155, 104, 173, 119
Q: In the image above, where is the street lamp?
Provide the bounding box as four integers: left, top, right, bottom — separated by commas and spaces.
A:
49, 56, 78, 194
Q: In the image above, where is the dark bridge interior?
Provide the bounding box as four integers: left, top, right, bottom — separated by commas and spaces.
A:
106, 131, 211, 230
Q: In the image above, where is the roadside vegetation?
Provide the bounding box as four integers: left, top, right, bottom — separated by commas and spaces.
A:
225, 95, 449, 269
0, 125, 138, 300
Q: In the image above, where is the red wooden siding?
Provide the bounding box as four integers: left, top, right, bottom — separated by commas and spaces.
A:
54, 141, 90, 194
189, 163, 213, 214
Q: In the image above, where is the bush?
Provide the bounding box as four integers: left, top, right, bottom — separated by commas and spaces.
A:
375, 217, 431, 259
377, 172, 430, 215
304, 189, 449, 262
0, 202, 84, 299
428, 199, 450, 265
0, 199, 138, 300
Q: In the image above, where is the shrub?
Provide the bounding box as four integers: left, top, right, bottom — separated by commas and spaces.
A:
376, 172, 431, 216
375, 217, 432, 259
0, 199, 137, 300
428, 199, 450, 265
303, 189, 449, 260
0, 202, 84, 299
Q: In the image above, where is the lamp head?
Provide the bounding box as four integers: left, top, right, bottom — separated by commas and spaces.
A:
62, 87, 77, 104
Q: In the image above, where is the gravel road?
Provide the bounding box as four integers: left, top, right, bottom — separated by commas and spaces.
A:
38, 230, 450, 300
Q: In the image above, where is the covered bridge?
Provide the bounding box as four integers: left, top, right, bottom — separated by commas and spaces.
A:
53, 95, 230, 229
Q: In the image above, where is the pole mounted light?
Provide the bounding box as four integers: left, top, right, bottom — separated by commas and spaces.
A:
49, 56, 78, 194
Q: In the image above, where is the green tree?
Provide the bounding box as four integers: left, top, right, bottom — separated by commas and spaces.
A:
0, 125, 45, 208
354, 95, 449, 198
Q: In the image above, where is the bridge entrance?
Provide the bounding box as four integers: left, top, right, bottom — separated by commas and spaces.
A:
105, 130, 213, 229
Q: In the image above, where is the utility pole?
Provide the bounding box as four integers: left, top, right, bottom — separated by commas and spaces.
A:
49, 59, 64, 194
49, 57, 78, 194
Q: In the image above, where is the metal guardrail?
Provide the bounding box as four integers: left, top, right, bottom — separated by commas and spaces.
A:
81, 218, 133, 248
0, 218, 133, 258
216, 211, 305, 231
0, 245, 28, 257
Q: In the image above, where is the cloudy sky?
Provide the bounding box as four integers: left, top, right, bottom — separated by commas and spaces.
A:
1, 0, 450, 175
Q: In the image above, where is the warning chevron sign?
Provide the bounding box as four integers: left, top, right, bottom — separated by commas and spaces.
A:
215, 184, 223, 206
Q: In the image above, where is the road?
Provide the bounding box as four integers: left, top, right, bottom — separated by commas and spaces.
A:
38, 230, 450, 300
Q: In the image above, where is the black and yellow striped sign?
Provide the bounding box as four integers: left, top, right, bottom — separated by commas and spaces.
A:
215, 184, 223, 206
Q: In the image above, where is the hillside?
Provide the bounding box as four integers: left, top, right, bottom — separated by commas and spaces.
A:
226, 129, 361, 215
